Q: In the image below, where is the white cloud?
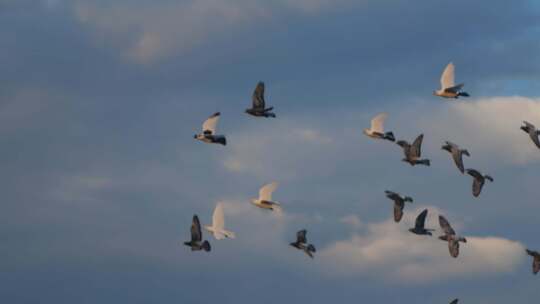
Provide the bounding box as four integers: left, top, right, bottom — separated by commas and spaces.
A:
319, 206, 525, 283
339, 214, 363, 228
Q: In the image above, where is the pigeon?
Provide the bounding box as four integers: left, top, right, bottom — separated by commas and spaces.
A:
385, 190, 413, 223
438, 215, 467, 258
449, 299, 459, 304
251, 182, 282, 212
194, 112, 226, 145
245, 82, 276, 118
409, 209, 435, 236
526, 249, 540, 275
433, 62, 470, 99
363, 113, 395, 142
466, 169, 493, 197
204, 202, 236, 240
520, 121, 540, 149
184, 215, 211, 252
290, 229, 316, 258
442, 141, 470, 173
396, 134, 431, 166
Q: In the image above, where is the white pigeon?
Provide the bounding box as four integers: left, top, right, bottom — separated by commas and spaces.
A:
194, 112, 226, 145
433, 62, 470, 99
363, 113, 395, 142
204, 203, 236, 240
251, 182, 281, 212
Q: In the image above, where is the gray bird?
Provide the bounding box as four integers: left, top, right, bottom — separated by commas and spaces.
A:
290, 229, 316, 258
396, 134, 431, 166
409, 209, 435, 236
245, 82, 276, 118
438, 215, 467, 258
449, 299, 459, 304
194, 112, 226, 145
466, 169, 493, 197
442, 141, 470, 173
526, 249, 540, 275
184, 215, 211, 252
520, 121, 540, 149
385, 190, 413, 223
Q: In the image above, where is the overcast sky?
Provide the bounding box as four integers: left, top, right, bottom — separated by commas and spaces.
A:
2, 1, 540, 303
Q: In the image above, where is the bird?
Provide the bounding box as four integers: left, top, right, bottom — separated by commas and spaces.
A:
251, 182, 282, 212
290, 229, 316, 258
438, 215, 467, 258
520, 121, 540, 149
396, 134, 431, 166
385, 190, 413, 223
449, 299, 459, 304
194, 112, 226, 145
442, 141, 470, 173
245, 82, 276, 118
363, 113, 395, 142
409, 209, 435, 236
526, 249, 540, 275
466, 169, 493, 197
433, 62, 470, 99
184, 215, 211, 252
204, 202, 236, 240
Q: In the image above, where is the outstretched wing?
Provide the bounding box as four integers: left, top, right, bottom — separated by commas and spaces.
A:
370, 113, 387, 133
393, 201, 404, 223
451, 149, 465, 173
449, 298, 459, 304
440, 62, 455, 89
296, 229, 307, 243
212, 203, 225, 230
259, 182, 278, 201
439, 215, 456, 236
449, 239, 460, 258
191, 215, 202, 242
252, 82, 266, 109
202, 112, 220, 134
415, 209, 428, 229
385, 190, 401, 202
410, 134, 424, 158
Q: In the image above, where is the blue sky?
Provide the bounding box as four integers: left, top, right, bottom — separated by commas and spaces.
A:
2, 1, 540, 303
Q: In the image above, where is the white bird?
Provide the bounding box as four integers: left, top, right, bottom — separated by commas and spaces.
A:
363, 113, 395, 142
433, 62, 470, 99
251, 182, 281, 212
194, 112, 226, 145
204, 203, 236, 240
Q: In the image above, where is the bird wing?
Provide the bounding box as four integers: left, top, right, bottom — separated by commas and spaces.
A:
259, 182, 278, 201
202, 112, 220, 134
439, 215, 456, 235
297, 229, 307, 243
385, 190, 401, 202
467, 169, 482, 179
370, 113, 387, 133
444, 83, 464, 93
191, 215, 202, 242
212, 203, 225, 231
415, 209, 428, 229
393, 201, 404, 222
252, 81, 266, 109
449, 239, 460, 258
440, 62, 455, 89
528, 129, 540, 148
449, 299, 459, 304
523, 121, 535, 129
534, 256, 540, 274
410, 134, 424, 157
451, 148, 465, 173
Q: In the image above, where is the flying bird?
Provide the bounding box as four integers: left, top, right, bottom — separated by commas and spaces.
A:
466, 169, 493, 197
184, 215, 211, 252
396, 134, 431, 166
363, 113, 395, 142
204, 203, 236, 240
449, 299, 459, 304
433, 62, 470, 99
290, 229, 316, 258
251, 182, 282, 212
194, 112, 226, 146
438, 215, 467, 258
520, 121, 540, 149
409, 209, 435, 236
245, 82, 276, 118
526, 249, 540, 275
385, 190, 413, 223
442, 141, 470, 173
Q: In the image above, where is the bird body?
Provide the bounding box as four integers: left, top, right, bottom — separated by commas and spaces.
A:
434, 63, 470, 99
246, 82, 276, 118
184, 215, 211, 252
396, 134, 431, 166
363, 113, 395, 142
438, 215, 466, 258
442, 141, 470, 173
521, 121, 540, 149
409, 209, 435, 236
194, 112, 227, 145
204, 203, 236, 240
526, 249, 540, 275
251, 182, 282, 212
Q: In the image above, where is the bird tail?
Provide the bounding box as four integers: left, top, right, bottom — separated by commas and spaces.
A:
419, 159, 431, 166
458, 92, 470, 97
404, 196, 413, 203
384, 132, 395, 142
215, 136, 227, 146
202, 240, 211, 252
264, 107, 274, 112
